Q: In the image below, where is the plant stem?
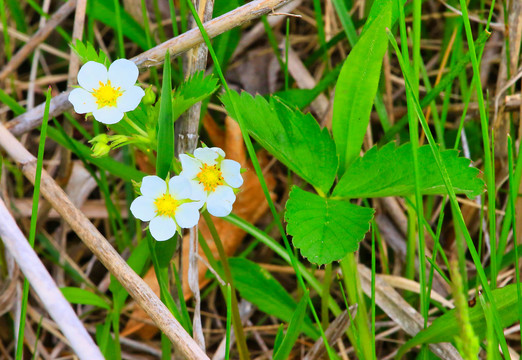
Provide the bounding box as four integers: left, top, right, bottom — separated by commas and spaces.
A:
202, 210, 250, 359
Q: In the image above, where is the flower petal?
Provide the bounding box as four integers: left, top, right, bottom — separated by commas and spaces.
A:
92, 106, 124, 124
68, 88, 97, 114
130, 196, 156, 221
117, 86, 145, 112
210, 147, 225, 158
141, 175, 167, 199
77, 61, 108, 91
188, 180, 207, 208
221, 159, 243, 188
149, 216, 177, 241
194, 147, 219, 165
175, 203, 200, 228
108, 59, 139, 90
179, 154, 201, 179
207, 185, 235, 217
168, 175, 191, 200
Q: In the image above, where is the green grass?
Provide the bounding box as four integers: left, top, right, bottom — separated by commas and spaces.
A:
5, 1, 522, 359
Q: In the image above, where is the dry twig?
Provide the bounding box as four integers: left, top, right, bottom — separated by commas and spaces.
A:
0, 123, 210, 360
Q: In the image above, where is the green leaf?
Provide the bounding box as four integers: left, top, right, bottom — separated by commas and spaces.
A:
397, 284, 522, 358
285, 186, 374, 264
228, 258, 319, 339
222, 91, 337, 194
156, 53, 174, 179
273, 291, 309, 360
332, 4, 391, 174
172, 71, 219, 120
60, 287, 110, 310
70, 40, 110, 67
333, 142, 484, 199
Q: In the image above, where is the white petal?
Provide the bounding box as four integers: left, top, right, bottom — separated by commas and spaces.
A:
207, 186, 235, 217
92, 106, 124, 124
175, 203, 200, 228
149, 216, 177, 241
108, 59, 139, 89
179, 154, 201, 179
141, 175, 167, 199
210, 147, 225, 157
130, 196, 156, 221
189, 180, 207, 209
77, 61, 108, 91
194, 147, 218, 165
68, 88, 97, 114
168, 176, 191, 200
221, 159, 243, 188
117, 86, 145, 112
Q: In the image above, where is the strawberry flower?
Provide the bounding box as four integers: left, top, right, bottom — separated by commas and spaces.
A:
130, 175, 201, 241
180, 147, 243, 217
68, 59, 144, 124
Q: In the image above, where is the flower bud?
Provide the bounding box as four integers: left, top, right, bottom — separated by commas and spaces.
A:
142, 86, 156, 105
91, 142, 111, 157
89, 133, 109, 145
108, 135, 129, 148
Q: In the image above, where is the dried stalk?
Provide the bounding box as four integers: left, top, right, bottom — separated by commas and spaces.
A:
0, 123, 210, 360
0, 197, 104, 360
0, 0, 77, 81
181, 0, 215, 350
6, 0, 296, 136
357, 265, 462, 360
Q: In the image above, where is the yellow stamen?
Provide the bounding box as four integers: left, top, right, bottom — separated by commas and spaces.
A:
92, 80, 123, 108
154, 193, 178, 217
196, 164, 224, 192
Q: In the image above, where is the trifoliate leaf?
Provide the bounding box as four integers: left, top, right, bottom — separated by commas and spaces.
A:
222, 91, 338, 194
333, 142, 484, 199
285, 186, 374, 265
172, 71, 219, 120
70, 40, 110, 67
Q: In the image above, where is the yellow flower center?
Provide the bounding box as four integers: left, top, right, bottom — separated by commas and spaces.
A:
92, 80, 123, 108
196, 164, 224, 192
154, 193, 178, 217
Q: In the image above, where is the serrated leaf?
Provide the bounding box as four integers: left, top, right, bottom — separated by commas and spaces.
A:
61, 287, 110, 310
228, 258, 319, 339
70, 40, 110, 67
333, 142, 484, 199
285, 186, 374, 264
397, 284, 522, 358
172, 71, 219, 120
332, 4, 391, 174
222, 91, 338, 193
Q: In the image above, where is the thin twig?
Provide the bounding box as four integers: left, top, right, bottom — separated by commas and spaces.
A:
0, 197, 104, 360
6, 0, 296, 136
0, 0, 77, 81
0, 123, 210, 360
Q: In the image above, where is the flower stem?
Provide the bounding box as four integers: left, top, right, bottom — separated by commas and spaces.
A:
202, 210, 249, 359
123, 114, 148, 138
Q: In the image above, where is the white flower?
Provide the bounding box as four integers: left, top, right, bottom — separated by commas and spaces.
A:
130, 175, 202, 241
68, 59, 145, 125
180, 147, 243, 217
